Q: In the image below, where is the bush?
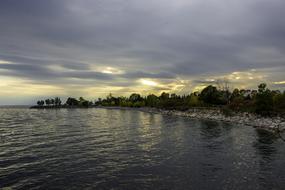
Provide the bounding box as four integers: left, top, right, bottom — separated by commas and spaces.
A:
273, 93, 285, 112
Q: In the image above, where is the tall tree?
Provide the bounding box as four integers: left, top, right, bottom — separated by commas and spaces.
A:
255, 83, 273, 115
199, 85, 221, 105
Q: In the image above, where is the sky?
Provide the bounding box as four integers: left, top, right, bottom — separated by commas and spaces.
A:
0, 0, 285, 105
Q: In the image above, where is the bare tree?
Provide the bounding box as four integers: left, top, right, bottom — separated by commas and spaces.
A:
216, 78, 230, 92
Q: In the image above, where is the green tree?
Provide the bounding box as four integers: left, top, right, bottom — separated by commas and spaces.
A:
255, 83, 273, 115
146, 94, 159, 107
199, 85, 221, 105
129, 93, 142, 102
230, 89, 240, 102
273, 91, 285, 112
187, 93, 201, 107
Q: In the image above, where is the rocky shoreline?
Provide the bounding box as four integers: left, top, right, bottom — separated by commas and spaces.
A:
101, 106, 285, 133
31, 105, 285, 133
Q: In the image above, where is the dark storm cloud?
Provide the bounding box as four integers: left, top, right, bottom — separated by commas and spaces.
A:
0, 63, 114, 81
0, 0, 284, 89
0, 61, 174, 83
0, 63, 56, 79
0, 54, 93, 71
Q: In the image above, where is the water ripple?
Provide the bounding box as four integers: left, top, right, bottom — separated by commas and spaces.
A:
0, 108, 284, 190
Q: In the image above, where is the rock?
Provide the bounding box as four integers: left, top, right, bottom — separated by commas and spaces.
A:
152, 107, 284, 132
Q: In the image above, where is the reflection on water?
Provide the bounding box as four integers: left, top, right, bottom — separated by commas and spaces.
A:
0, 108, 284, 190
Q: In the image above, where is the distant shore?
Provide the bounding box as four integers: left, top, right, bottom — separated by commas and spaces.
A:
31, 105, 285, 133
30, 83, 285, 133
30, 105, 91, 109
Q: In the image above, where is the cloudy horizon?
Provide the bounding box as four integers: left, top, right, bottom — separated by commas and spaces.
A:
0, 0, 285, 105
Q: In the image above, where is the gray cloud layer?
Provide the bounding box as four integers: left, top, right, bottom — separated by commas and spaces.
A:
0, 0, 285, 94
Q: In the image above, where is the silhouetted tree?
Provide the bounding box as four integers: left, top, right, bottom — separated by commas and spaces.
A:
37, 100, 44, 106
81, 100, 90, 107
50, 99, 55, 106
160, 92, 169, 100
45, 99, 51, 106
66, 97, 79, 106
54, 97, 61, 106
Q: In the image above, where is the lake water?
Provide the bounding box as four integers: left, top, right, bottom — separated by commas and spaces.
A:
0, 108, 284, 190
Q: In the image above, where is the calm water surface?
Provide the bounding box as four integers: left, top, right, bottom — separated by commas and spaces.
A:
0, 108, 284, 190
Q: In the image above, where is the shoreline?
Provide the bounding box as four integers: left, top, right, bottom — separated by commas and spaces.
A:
30, 105, 285, 133
96, 106, 285, 133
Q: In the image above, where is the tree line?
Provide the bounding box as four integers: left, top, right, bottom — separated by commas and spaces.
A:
36, 97, 93, 108
37, 97, 62, 107
35, 83, 285, 116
